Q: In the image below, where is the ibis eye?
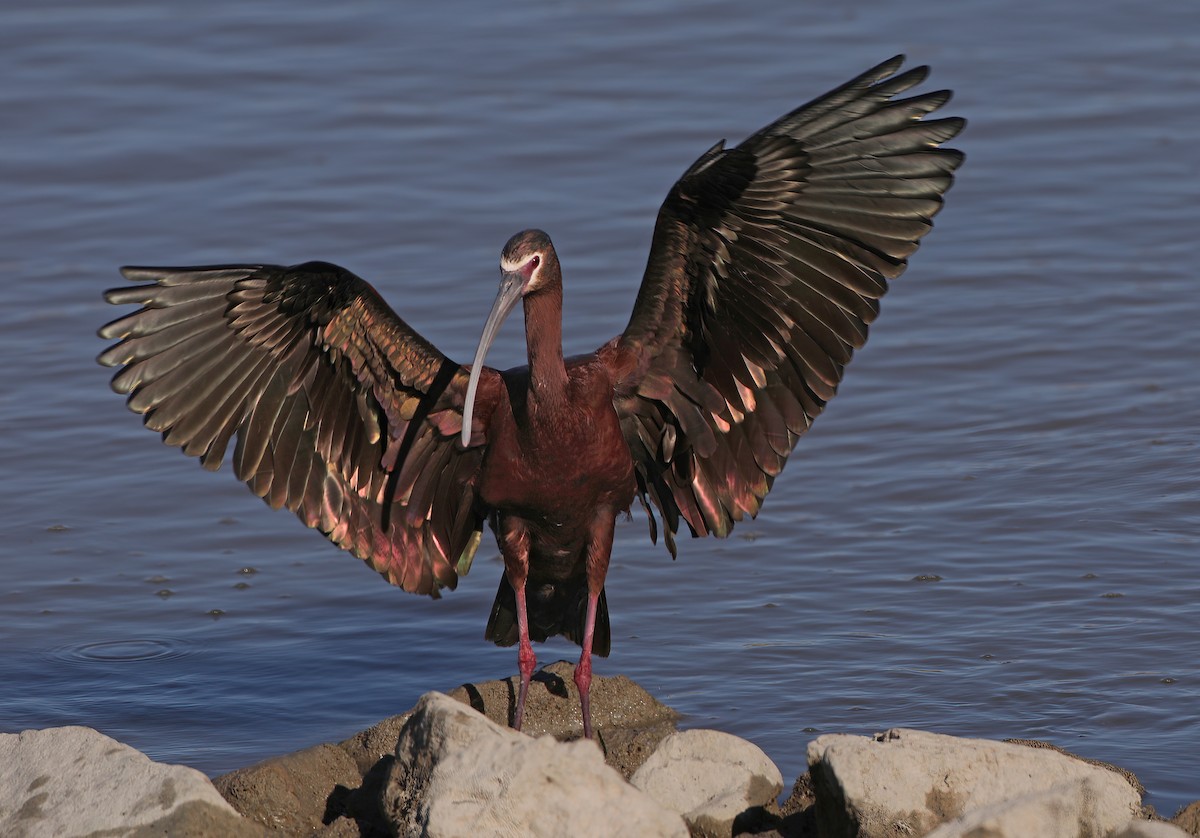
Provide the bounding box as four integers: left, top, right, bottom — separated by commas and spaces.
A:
530, 255, 541, 269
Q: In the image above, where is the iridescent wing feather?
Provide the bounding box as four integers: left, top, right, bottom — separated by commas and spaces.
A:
99, 261, 491, 595
603, 56, 965, 555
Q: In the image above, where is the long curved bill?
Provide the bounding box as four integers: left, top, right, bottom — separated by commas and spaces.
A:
461, 270, 524, 446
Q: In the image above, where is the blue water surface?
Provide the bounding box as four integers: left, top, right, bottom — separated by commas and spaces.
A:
1, 0, 1197, 815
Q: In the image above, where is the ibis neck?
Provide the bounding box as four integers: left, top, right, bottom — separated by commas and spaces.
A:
523, 284, 568, 407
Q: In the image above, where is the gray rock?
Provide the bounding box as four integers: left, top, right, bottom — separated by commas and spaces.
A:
383, 691, 687, 838
0, 726, 256, 838
630, 728, 783, 837
807, 728, 1142, 838
1109, 821, 1195, 838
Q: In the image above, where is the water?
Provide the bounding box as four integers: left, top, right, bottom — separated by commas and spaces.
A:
3, 0, 1198, 816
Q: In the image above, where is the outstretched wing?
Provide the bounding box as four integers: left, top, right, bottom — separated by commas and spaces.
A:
99, 261, 493, 596
602, 55, 965, 555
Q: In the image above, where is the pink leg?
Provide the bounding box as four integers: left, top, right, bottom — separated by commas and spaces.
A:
498, 517, 535, 732
575, 509, 614, 739
574, 591, 599, 739
513, 582, 537, 731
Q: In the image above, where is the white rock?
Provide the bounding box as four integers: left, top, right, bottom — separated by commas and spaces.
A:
0, 726, 240, 838
383, 691, 687, 838
630, 728, 783, 837
1109, 820, 1194, 838
807, 728, 1142, 838
924, 779, 1135, 838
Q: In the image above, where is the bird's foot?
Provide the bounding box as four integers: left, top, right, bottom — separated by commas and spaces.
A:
574, 653, 593, 739
513, 641, 536, 731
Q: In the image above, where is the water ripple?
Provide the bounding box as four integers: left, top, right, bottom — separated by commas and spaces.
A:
50, 638, 197, 665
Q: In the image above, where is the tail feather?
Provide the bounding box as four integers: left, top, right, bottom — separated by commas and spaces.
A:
484, 575, 611, 657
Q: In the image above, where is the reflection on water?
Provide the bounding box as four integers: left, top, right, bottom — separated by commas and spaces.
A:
2, 0, 1197, 815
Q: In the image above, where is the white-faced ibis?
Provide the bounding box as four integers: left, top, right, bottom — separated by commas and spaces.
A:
99, 56, 963, 738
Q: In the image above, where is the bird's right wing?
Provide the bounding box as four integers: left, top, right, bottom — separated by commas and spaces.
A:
600, 56, 964, 556
99, 261, 499, 596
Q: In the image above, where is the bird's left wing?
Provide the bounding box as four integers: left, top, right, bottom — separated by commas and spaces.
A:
99, 261, 496, 596
599, 56, 964, 556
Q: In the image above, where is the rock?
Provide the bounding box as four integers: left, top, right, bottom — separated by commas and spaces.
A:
382, 691, 687, 837
807, 728, 1142, 838
0, 726, 259, 838
773, 772, 819, 837
1004, 737, 1146, 797
923, 780, 1145, 838
213, 742, 364, 834
125, 800, 274, 837
591, 718, 678, 780
1109, 821, 1195, 838
443, 659, 680, 779
1173, 801, 1200, 837
209, 663, 680, 834
630, 729, 783, 837
444, 659, 679, 742
338, 712, 413, 776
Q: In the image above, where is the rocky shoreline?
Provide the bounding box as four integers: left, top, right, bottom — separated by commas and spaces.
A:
2, 661, 1197, 837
